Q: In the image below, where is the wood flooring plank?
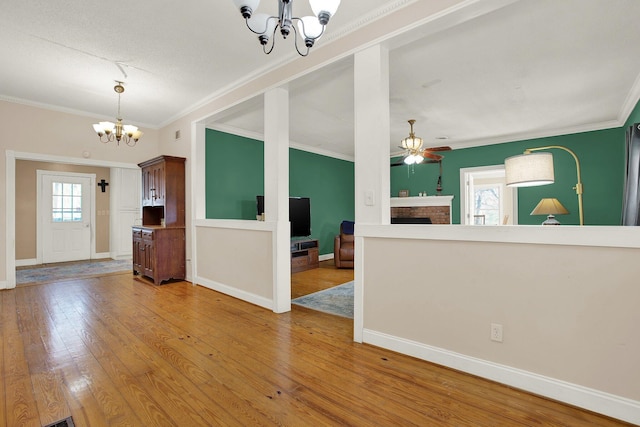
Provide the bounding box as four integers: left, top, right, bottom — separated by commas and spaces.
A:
1, 269, 634, 426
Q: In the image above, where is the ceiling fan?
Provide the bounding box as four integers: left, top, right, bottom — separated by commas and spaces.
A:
391, 119, 451, 167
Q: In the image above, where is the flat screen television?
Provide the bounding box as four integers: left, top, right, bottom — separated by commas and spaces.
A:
257, 195, 311, 237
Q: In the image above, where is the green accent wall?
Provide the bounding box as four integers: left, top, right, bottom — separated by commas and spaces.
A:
206, 129, 354, 255
391, 126, 627, 225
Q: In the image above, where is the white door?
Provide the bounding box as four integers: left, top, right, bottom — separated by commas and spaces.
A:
40, 172, 93, 263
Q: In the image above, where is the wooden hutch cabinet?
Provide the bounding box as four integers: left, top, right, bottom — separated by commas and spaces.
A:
132, 155, 186, 284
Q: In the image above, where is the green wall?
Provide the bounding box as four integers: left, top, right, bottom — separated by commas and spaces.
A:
205, 129, 354, 255
391, 127, 626, 225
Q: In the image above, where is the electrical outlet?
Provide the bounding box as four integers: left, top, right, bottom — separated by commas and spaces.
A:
491, 323, 503, 342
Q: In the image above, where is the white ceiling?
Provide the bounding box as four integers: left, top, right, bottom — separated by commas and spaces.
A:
2, 0, 640, 160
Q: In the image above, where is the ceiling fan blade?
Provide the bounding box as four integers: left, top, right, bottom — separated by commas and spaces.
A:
423, 146, 451, 152
421, 151, 444, 161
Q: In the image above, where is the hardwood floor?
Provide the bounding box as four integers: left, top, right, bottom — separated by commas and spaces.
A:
291, 260, 354, 298
1, 271, 633, 426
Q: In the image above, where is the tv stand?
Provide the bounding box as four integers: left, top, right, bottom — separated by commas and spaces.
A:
291, 239, 319, 273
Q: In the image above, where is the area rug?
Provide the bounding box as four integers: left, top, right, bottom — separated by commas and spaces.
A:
292, 281, 353, 318
16, 259, 131, 285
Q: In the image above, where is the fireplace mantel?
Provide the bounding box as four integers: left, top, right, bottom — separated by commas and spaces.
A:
390, 195, 454, 208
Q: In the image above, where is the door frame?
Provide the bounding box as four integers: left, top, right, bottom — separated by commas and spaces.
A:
5, 150, 140, 289
36, 170, 96, 264
459, 165, 519, 225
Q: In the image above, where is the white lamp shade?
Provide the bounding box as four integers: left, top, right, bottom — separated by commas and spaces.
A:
298, 16, 323, 39
232, 0, 260, 11
99, 121, 115, 133
309, 0, 340, 17
505, 152, 554, 187
248, 13, 274, 35
92, 123, 104, 134
123, 124, 138, 135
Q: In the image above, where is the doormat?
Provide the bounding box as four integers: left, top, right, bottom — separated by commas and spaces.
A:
292, 281, 354, 318
16, 259, 131, 285
44, 416, 75, 427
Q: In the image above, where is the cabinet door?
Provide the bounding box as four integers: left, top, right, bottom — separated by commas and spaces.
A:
141, 168, 153, 206
132, 229, 143, 274
152, 162, 165, 206
142, 230, 155, 277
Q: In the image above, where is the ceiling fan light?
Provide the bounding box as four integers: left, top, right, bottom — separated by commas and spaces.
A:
414, 155, 424, 164
404, 155, 416, 165
401, 136, 423, 151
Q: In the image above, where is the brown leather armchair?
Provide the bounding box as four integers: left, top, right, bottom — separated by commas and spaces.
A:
334, 221, 354, 269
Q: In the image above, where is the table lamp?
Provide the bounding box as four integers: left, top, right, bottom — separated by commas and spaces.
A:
530, 198, 569, 225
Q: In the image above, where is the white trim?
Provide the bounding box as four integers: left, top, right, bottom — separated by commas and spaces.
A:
318, 253, 334, 262
357, 223, 640, 249
362, 329, 640, 425
15, 258, 37, 267
11, 150, 140, 169
0, 280, 6, 290
6, 151, 16, 288
195, 276, 273, 311
93, 252, 112, 260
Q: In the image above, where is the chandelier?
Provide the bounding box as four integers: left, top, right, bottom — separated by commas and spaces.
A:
92, 82, 143, 146
231, 0, 341, 56
400, 119, 424, 165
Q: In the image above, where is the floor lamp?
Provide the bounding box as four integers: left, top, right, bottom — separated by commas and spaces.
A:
505, 145, 584, 226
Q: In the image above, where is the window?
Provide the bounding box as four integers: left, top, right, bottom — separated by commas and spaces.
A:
473, 184, 502, 226
52, 182, 82, 222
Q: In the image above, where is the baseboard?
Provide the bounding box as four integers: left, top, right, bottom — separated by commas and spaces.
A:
319, 253, 334, 262
93, 252, 111, 260
362, 329, 640, 425
195, 276, 273, 311
0, 280, 7, 290
15, 258, 37, 267
110, 253, 132, 261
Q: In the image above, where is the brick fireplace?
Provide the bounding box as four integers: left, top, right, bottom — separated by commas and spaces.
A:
390, 195, 454, 224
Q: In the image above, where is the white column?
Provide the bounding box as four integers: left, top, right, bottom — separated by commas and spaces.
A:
264, 88, 291, 313
191, 121, 207, 285
353, 45, 391, 342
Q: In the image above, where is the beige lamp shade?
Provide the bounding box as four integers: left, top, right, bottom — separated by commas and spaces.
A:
531, 197, 569, 225
505, 152, 554, 187
531, 198, 569, 215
